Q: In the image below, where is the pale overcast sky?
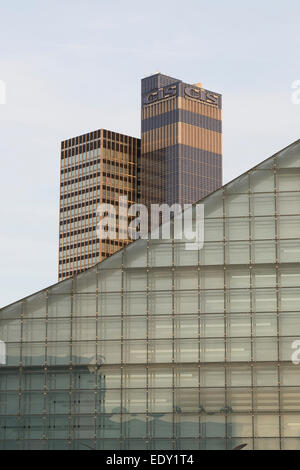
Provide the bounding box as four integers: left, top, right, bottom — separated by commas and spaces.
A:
0, 0, 299, 307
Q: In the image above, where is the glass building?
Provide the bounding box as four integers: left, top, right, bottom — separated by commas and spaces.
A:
140, 73, 222, 210
59, 129, 140, 281
1, 140, 300, 450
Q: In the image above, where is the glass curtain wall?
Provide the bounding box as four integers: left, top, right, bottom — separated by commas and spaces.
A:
1, 141, 300, 450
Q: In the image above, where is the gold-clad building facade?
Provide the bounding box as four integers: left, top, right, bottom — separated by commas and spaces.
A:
59, 130, 140, 280
140, 73, 222, 209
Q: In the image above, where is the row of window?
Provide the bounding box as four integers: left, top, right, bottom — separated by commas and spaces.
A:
62, 130, 101, 149
59, 238, 126, 253
60, 184, 135, 200
61, 139, 101, 158
60, 198, 100, 214
61, 157, 101, 175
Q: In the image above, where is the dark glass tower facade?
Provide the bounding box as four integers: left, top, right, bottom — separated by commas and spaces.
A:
140, 73, 222, 209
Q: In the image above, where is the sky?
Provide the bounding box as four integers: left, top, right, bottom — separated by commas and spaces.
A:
0, 0, 299, 307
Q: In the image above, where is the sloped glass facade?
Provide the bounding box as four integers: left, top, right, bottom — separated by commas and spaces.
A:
1, 141, 300, 450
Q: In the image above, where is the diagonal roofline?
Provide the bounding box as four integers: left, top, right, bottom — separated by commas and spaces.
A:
1, 138, 300, 312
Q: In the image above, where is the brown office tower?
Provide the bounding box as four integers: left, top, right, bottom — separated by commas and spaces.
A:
59, 129, 140, 280
140, 73, 222, 210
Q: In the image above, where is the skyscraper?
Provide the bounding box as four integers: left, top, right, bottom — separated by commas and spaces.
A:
140, 73, 222, 209
59, 129, 140, 281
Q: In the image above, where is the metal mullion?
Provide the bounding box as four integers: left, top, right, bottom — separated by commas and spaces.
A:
171, 238, 175, 450
120, 251, 124, 450
246, 171, 255, 450
17, 300, 24, 449
274, 158, 282, 449
146, 238, 150, 448
197, 244, 201, 450
43, 290, 49, 446
69, 277, 74, 449
93, 263, 99, 450
222, 187, 229, 449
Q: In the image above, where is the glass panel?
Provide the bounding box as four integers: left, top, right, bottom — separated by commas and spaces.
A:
0, 319, 21, 342
278, 193, 300, 215
253, 313, 277, 336
226, 242, 250, 265
200, 242, 224, 265
250, 193, 275, 216
200, 340, 225, 362
278, 216, 300, 239
279, 240, 300, 262
199, 315, 224, 338
280, 365, 300, 386
48, 294, 72, 318
98, 269, 122, 292
226, 268, 250, 288
253, 338, 278, 361
227, 366, 251, 387
201, 268, 224, 289
149, 340, 173, 363
279, 266, 300, 287
225, 218, 249, 241
98, 317, 122, 340
149, 269, 172, 291
174, 243, 199, 266
200, 290, 224, 314
149, 292, 172, 315
73, 294, 97, 317
250, 170, 274, 192
254, 365, 278, 386
48, 319, 71, 341
175, 339, 198, 363
204, 189, 223, 218
277, 142, 300, 168
251, 241, 276, 264
204, 218, 223, 241
225, 175, 249, 194
199, 367, 225, 387
251, 217, 275, 240
123, 341, 147, 364
99, 293, 121, 316
174, 268, 198, 290
228, 415, 252, 437
227, 315, 251, 337
23, 292, 46, 318
253, 267, 276, 288
227, 290, 250, 313
279, 288, 300, 311
227, 339, 251, 362
123, 317, 147, 339
225, 195, 249, 216
277, 168, 300, 191
74, 266, 97, 292
124, 269, 147, 292
150, 316, 173, 339
123, 240, 147, 268
175, 291, 198, 314
280, 312, 300, 336
149, 243, 172, 267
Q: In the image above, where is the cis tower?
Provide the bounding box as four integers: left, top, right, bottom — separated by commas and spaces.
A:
140, 73, 222, 209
